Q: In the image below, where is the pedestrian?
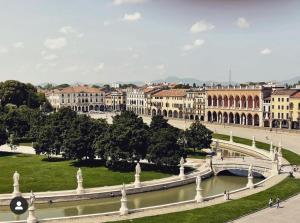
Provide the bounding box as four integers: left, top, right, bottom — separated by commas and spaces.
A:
227, 191, 230, 200
276, 197, 280, 208
224, 190, 227, 200
269, 197, 273, 208
221, 156, 224, 161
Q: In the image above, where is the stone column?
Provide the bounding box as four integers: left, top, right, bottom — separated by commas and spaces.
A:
179, 157, 185, 180
230, 131, 233, 143
195, 176, 204, 203
252, 136, 256, 148
120, 184, 129, 215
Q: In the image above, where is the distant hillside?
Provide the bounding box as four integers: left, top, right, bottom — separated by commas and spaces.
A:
281, 76, 300, 85
151, 76, 237, 86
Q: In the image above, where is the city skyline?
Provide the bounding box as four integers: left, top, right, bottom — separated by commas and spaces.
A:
0, 0, 300, 84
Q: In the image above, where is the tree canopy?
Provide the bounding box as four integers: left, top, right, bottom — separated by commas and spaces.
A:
185, 120, 213, 151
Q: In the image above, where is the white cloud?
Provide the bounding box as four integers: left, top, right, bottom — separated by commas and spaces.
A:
103, 21, 111, 26
94, 63, 105, 72
190, 20, 215, 33
43, 54, 58, 61
13, 42, 24, 48
44, 37, 67, 50
236, 17, 250, 29
182, 39, 205, 51
260, 48, 272, 55
0, 46, 8, 53
113, 0, 147, 6
62, 66, 78, 72
60, 26, 76, 34
123, 12, 142, 22
77, 33, 85, 38
156, 64, 165, 70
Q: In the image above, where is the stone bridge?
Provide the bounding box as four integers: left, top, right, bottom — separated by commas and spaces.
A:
212, 157, 273, 178
209, 139, 280, 178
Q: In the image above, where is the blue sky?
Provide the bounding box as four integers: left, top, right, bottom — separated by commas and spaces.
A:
0, 0, 299, 84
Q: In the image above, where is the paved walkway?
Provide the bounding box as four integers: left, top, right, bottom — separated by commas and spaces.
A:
234, 193, 300, 223
0, 144, 35, 154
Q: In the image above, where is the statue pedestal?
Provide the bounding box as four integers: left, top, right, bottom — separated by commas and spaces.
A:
195, 187, 203, 203
76, 180, 84, 195
134, 174, 141, 188
247, 176, 254, 189
119, 198, 129, 215
27, 206, 38, 223
13, 184, 21, 198
179, 167, 185, 180
271, 160, 279, 176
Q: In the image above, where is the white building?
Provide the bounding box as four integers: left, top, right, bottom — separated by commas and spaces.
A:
46, 86, 105, 112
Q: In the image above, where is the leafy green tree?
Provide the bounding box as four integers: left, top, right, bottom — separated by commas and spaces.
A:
149, 115, 170, 131
147, 128, 185, 166
96, 111, 149, 168
0, 124, 7, 145
185, 120, 213, 152
0, 80, 50, 109
62, 115, 108, 160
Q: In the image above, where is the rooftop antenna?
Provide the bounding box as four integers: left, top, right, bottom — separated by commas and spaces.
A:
229, 66, 232, 87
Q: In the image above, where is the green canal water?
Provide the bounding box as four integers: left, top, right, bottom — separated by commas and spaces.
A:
0, 175, 261, 222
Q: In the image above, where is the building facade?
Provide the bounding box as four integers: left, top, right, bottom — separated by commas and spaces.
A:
46, 86, 105, 112
289, 91, 300, 129
270, 89, 299, 129
205, 86, 272, 127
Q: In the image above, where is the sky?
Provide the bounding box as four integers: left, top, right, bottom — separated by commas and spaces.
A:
0, 0, 300, 85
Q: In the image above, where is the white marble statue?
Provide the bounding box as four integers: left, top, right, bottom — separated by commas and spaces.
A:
121, 183, 126, 199
120, 183, 129, 215
196, 175, 201, 188
134, 162, 142, 188
135, 162, 141, 175
13, 171, 20, 186
180, 157, 184, 167
195, 175, 203, 203
29, 191, 36, 206
248, 164, 253, 177
77, 168, 83, 182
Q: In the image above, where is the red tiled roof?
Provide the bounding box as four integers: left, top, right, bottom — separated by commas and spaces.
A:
291, 91, 300, 98
152, 89, 187, 97
272, 89, 299, 96
58, 86, 104, 94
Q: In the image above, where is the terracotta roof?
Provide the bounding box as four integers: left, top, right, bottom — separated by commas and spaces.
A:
291, 91, 300, 98
272, 89, 299, 96
143, 87, 162, 94
58, 86, 104, 94
152, 89, 187, 97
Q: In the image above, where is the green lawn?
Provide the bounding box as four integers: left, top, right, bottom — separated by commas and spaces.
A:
213, 133, 300, 165
0, 152, 170, 194
185, 148, 208, 159
115, 178, 300, 223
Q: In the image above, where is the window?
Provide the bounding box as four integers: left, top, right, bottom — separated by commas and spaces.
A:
278, 98, 280, 102
286, 113, 289, 119
272, 105, 274, 109
298, 103, 300, 110
278, 105, 280, 110
272, 112, 274, 118
287, 98, 289, 102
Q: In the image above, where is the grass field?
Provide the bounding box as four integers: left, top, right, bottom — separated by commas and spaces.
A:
213, 133, 300, 165
115, 178, 300, 223
0, 152, 170, 194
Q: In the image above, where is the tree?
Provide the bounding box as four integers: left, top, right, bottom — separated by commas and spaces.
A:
62, 115, 108, 160
0, 80, 49, 109
0, 124, 7, 145
185, 120, 213, 152
95, 111, 149, 168
149, 115, 170, 131
147, 128, 185, 167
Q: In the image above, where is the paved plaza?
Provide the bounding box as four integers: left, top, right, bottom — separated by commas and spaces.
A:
234, 194, 300, 223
